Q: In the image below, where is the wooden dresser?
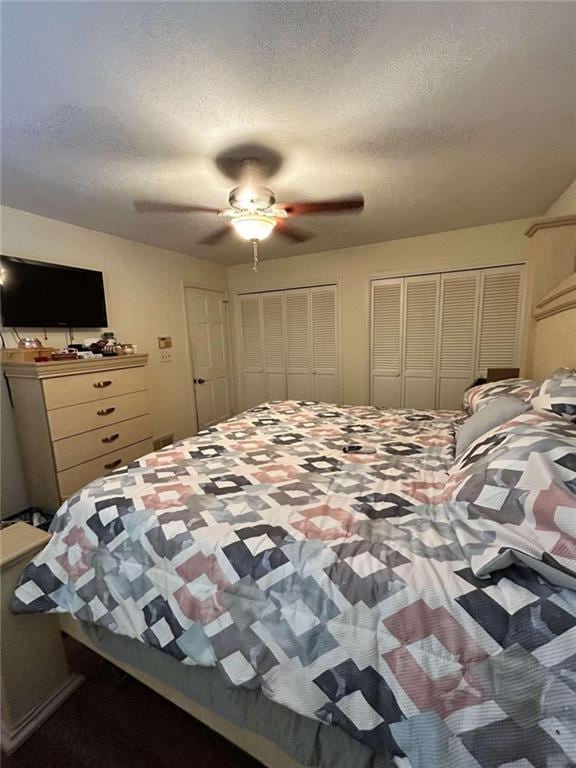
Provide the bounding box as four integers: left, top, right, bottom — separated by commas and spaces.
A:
4, 354, 153, 510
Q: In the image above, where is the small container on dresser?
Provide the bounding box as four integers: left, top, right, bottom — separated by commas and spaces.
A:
4, 354, 153, 510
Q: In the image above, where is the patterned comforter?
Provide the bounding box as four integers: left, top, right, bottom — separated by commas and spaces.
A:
13, 401, 576, 767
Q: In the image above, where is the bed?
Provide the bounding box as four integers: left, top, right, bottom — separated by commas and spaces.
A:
12, 391, 576, 768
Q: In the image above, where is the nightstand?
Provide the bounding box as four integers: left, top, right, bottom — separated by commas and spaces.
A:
0, 523, 84, 753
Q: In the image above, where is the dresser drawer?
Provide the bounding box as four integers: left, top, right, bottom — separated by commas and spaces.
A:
57, 439, 153, 500
48, 391, 150, 440
52, 415, 152, 471
43, 366, 147, 410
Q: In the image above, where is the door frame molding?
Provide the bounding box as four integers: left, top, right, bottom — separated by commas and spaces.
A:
182, 283, 234, 432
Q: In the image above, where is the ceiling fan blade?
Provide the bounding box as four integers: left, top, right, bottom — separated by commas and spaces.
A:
134, 200, 222, 214
198, 225, 232, 246
275, 220, 314, 243
277, 195, 364, 217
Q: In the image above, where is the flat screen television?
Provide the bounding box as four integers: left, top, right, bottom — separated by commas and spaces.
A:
0, 255, 108, 328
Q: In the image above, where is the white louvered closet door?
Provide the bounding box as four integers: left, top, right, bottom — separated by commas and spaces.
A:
476, 266, 522, 374
239, 295, 267, 408
437, 271, 481, 409
311, 286, 338, 403
370, 265, 524, 409
371, 279, 403, 408
285, 288, 313, 400
262, 292, 287, 401
403, 274, 440, 409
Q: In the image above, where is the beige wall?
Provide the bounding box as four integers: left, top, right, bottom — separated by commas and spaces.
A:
228, 219, 533, 406
532, 308, 576, 382
545, 178, 576, 217
522, 185, 576, 375
1, 205, 226, 516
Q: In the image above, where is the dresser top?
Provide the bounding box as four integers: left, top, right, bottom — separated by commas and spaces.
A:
0, 522, 51, 569
3, 353, 148, 379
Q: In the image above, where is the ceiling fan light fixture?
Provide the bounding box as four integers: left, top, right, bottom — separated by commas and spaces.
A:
231, 214, 276, 241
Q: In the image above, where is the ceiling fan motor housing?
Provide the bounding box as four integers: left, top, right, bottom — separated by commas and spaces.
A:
229, 185, 276, 211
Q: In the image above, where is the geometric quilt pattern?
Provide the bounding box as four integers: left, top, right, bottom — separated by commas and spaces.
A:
463, 377, 540, 415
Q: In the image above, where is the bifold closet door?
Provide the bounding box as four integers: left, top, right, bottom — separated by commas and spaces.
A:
285, 288, 313, 399
239, 295, 267, 408
437, 271, 480, 409
371, 279, 403, 408
311, 286, 338, 403
402, 275, 439, 409
476, 266, 522, 373
239, 285, 339, 409
262, 292, 287, 401
370, 265, 523, 410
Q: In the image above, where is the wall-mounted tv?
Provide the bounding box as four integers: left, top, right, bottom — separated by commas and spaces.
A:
0, 255, 108, 329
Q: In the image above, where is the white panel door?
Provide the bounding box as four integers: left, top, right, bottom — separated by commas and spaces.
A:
311, 285, 338, 403
285, 288, 313, 400
403, 275, 439, 409
262, 292, 287, 401
371, 279, 403, 408
437, 271, 481, 409
185, 288, 232, 430
476, 266, 523, 375
239, 294, 267, 408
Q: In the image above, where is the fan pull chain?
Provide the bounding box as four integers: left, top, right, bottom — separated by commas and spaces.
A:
252, 239, 259, 272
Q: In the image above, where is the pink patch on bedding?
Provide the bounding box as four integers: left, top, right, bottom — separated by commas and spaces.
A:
219, 420, 249, 432
292, 504, 357, 540
231, 440, 267, 452
141, 483, 195, 510
403, 480, 448, 505
174, 552, 230, 624
251, 464, 304, 484
345, 452, 382, 464
308, 427, 340, 438
140, 450, 189, 467
419, 434, 453, 447
383, 600, 489, 718
533, 484, 576, 562
55, 525, 94, 579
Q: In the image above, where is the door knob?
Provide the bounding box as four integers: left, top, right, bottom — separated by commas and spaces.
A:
194, 378, 206, 384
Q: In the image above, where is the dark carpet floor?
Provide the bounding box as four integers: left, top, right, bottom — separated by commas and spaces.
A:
3, 638, 264, 768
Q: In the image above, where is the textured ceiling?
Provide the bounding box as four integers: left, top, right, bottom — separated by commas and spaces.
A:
2, 1, 575, 265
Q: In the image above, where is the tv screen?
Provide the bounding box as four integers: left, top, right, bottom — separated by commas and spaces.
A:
0, 256, 108, 329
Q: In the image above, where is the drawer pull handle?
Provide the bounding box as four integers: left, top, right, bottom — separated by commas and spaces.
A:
104, 458, 122, 470
97, 407, 116, 416
93, 380, 112, 389
102, 433, 120, 444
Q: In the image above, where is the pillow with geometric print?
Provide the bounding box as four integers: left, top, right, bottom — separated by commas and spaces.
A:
531, 368, 576, 423
463, 378, 539, 415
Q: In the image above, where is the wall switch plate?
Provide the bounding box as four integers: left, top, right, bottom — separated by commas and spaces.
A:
158, 336, 172, 349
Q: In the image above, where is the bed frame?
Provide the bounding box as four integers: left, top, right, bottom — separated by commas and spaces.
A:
60, 615, 304, 768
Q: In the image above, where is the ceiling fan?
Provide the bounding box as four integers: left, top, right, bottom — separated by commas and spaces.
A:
134, 159, 364, 270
